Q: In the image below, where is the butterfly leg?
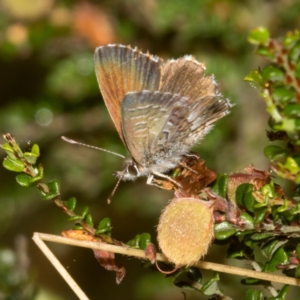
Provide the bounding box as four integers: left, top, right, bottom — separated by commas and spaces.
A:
146, 174, 164, 188
150, 171, 182, 188
184, 153, 199, 159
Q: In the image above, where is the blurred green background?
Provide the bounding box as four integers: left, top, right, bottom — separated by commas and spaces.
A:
0, 0, 299, 299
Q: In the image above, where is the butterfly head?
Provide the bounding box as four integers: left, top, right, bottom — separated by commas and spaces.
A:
116, 157, 142, 181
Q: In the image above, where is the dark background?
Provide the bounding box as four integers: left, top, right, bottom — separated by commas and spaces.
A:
0, 0, 299, 299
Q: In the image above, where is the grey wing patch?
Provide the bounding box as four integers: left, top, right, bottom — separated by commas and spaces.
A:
156, 96, 231, 155
121, 91, 186, 164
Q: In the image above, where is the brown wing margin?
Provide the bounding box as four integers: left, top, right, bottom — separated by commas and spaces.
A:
160, 56, 217, 103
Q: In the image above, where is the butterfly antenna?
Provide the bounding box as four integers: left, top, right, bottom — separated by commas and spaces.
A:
61, 136, 125, 158
107, 168, 127, 204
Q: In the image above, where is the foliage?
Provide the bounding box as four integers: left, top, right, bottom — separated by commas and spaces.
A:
1, 0, 300, 299
2, 27, 300, 299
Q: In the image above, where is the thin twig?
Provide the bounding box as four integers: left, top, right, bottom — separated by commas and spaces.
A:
32, 233, 89, 300
34, 232, 300, 287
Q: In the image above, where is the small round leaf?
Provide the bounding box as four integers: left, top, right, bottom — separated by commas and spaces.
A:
264, 145, 285, 161
248, 27, 270, 45
16, 174, 32, 187
3, 157, 25, 172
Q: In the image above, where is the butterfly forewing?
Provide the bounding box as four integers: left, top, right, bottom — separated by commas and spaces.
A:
160, 57, 217, 103
94, 45, 161, 142
121, 91, 186, 165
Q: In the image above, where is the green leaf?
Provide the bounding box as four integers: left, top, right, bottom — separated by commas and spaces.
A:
295, 59, 300, 79
289, 41, 300, 62
240, 211, 254, 228
283, 30, 300, 49
295, 119, 300, 132
262, 66, 285, 82
271, 205, 280, 223
127, 233, 151, 249
267, 117, 279, 130
65, 197, 77, 211
296, 265, 300, 278
282, 157, 299, 175
139, 233, 151, 250
288, 202, 300, 216
243, 278, 261, 285
24, 151, 39, 165
251, 232, 273, 241
261, 239, 288, 259
256, 45, 274, 59
31, 144, 40, 156
210, 174, 228, 198
173, 267, 202, 287
272, 86, 296, 104
1, 143, 17, 159
171, 167, 181, 178
275, 284, 290, 299
73, 224, 83, 230
243, 234, 257, 249
274, 118, 296, 133
227, 244, 246, 258
16, 174, 33, 187
245, 289, 264, 300
277, 197, 289, 213
261, 181, 276, 198
254, 207, 268, 224
263, 247, 288, 272
127, 234, 140, 248
200, 273, 220, 296
97, 217, 111, 229
214, 221, 237, 240
244, 70, 264, 88
81, 206, 89, 218
85, 214, 94, 227
96, 217, 112, 235
69, 215, 84, 222
25, 165, 44, 184
40, 179, 60, 200
236, 183, 255, 212
248, 27, 270, 45
296, 244, 300, 259
3, 156, 25, 172
283, 103, 300, 117
264, 145, 285, 161
236, 229, 256, 238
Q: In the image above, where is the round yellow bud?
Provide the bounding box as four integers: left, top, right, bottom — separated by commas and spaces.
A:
157, 198, 214, 267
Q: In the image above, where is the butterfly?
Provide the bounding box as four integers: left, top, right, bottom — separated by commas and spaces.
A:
94, 44, 231, 186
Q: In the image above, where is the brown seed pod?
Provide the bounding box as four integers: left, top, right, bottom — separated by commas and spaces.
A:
157, 198, 214, 267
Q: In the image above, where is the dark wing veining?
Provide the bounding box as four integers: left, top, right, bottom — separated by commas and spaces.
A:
95, 44, 161, 142
121, 91, 186, 164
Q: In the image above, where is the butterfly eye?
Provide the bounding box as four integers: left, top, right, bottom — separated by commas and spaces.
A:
127, 164, 139, 177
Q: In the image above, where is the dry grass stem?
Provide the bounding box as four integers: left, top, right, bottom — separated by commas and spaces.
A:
34, 232, 300, 289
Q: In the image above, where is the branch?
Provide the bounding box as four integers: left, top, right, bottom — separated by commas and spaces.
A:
33, 232, 300, 288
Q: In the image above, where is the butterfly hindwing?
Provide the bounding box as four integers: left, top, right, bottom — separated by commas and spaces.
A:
155, 95, 230, 154
121, 91, 186, 164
